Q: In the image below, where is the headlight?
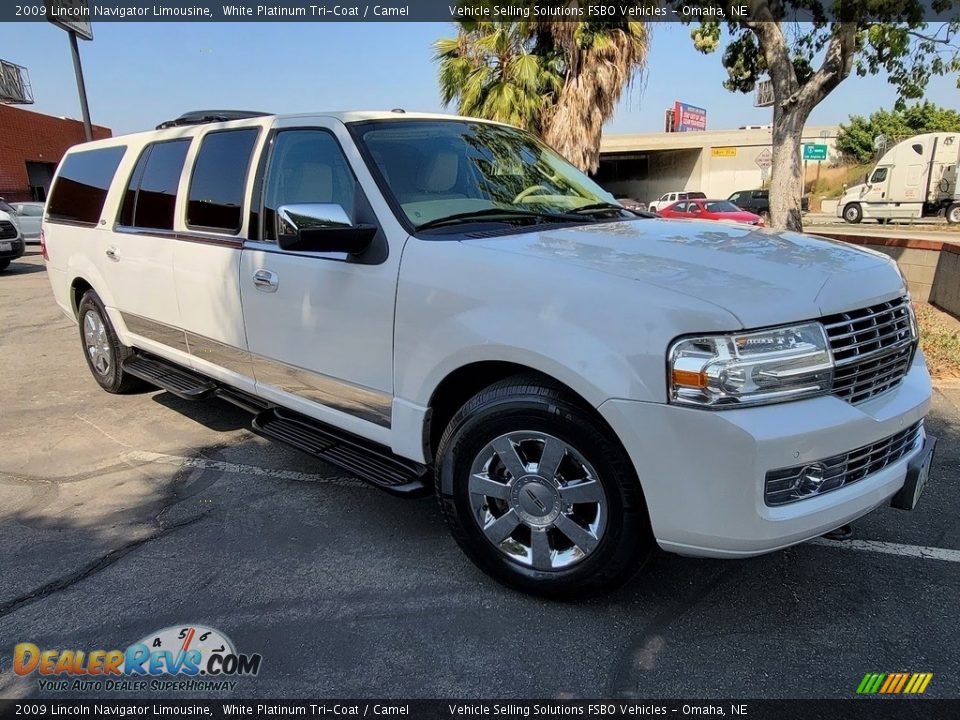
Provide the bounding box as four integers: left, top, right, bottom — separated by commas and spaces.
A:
669, 322, 834, 408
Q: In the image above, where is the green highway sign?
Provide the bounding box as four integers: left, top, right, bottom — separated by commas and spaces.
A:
803, 144, 828, 161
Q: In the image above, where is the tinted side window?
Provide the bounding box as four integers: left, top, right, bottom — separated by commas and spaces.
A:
47, 146, 126, 225
119, 140, 190, 230
263, 130, 357, 242
870, 167, 888, 183
187, 129, 259, 232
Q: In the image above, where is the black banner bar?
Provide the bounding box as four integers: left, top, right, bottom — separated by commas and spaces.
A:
3, 1, 960, 24
1, 700, 959, 720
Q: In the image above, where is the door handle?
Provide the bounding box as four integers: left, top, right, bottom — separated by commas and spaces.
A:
105, 246, 120, 262
252, 268, 279, 292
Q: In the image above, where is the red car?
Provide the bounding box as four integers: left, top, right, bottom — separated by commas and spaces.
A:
657, 198, 764, 226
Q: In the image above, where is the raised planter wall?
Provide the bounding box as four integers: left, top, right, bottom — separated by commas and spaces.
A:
812, 233, 960, 317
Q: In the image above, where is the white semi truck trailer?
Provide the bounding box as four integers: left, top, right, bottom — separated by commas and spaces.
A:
838, 132, 960, 224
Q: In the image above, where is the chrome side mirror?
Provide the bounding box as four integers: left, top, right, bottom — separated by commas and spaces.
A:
276, 203, 376, 254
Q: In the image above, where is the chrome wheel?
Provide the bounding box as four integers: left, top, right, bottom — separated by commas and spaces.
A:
469, 431, 607, 571
949, 205, 960, 224
83, 310, 111, 376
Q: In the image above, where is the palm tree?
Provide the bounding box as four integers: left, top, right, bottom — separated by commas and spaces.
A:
434, 22, 563, 134
539, 21, 649, 173
434, 13, 649, 173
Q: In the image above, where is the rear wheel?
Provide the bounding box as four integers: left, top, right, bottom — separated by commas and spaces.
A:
77, 290, 146, 394
436, 376, 653, 598
843, 203, 862, 224
947, 203, 960, 225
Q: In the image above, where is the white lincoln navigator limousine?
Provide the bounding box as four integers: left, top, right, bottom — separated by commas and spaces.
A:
43, 110, 935, 596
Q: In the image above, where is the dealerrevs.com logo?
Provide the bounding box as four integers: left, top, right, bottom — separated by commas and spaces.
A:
13, 625, 262, 693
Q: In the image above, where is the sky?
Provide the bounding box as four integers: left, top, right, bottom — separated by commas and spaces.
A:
3, 21, 958, 137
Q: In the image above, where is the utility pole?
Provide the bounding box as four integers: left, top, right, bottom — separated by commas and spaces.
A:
67, 29, 93, 142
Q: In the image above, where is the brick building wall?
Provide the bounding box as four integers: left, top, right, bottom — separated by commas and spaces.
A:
0, 104, 111, 202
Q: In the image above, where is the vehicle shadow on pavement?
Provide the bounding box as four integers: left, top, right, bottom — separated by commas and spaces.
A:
2, 260, 46, 276
151, 393, 252, 433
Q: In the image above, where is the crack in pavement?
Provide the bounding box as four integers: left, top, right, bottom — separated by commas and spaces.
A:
0, 512, 206, 619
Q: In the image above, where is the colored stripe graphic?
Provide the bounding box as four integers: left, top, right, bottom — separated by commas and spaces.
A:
858, 672, 932, 694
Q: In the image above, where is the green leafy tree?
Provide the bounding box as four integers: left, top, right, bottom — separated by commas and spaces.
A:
435, 4, 649, 172
684, 2, 960, 231
837, 102, 960, 162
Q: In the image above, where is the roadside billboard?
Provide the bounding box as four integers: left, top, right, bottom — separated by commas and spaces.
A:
44, 0, 93, 40
673, 101, 706, 132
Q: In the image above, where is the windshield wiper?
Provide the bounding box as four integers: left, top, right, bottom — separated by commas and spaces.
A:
569, 202, 627, 214
416, 207, 587, 231
570, 202, 656, 218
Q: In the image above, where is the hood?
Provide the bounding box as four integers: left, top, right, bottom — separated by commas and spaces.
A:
841, 183, 868, 200
465, 218, 906, 328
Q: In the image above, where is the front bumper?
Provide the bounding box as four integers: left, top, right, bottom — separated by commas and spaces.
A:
0, 237, 25, 260
599, 354, 932, 558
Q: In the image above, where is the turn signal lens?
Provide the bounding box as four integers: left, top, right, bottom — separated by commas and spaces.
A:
672, 369, 707, 388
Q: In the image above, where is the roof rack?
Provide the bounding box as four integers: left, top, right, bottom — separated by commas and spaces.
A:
155, 110, 272, 130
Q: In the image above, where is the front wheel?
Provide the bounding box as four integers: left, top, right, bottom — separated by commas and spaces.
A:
0, 259, 10, 272
77, 290, 146, 394
947, 203, 960, 225
436, 376, 653, 598
843, 203, 862, 224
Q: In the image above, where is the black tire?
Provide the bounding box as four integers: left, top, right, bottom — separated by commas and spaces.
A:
843, 203, 863, 224
77, 290, 146, 394
947, 203, 960, 225
436, 375, 653, 598
0, 259, 10, 272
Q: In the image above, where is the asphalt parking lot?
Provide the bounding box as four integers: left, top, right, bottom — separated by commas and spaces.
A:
0, 250, 958, 700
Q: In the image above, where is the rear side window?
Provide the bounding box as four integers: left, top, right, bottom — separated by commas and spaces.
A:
47, 146, 126, 225
187, 129, 259, 232
119, 140, 191, 231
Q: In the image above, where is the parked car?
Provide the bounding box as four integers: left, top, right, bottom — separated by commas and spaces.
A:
728, 189, 809, 220
616, 197, 647, 213
9, 201, 44, 241
44, 110, 934, 597
658, 198, 764, 226
0, 209, 25, 272
648, 190, 705, 213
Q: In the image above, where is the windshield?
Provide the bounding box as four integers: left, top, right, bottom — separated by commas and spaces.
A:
704, 201, 740, 213
352, 120, 619, 229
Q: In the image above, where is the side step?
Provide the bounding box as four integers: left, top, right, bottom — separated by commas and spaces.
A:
122, 354, 216, 400
252, 408, 431, 497
215, 386, 270, 415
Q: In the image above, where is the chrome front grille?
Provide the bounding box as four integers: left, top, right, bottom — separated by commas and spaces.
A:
0, 221, 18, 240
823, 296, 916, 404
765, 420, 924, 506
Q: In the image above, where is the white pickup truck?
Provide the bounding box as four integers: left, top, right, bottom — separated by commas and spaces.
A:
43, 110, 934, 597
